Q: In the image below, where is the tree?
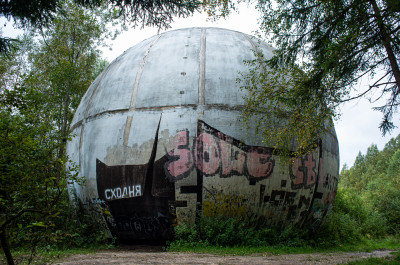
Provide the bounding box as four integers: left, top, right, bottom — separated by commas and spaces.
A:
0, 49, 84, 262
0, 1, 111, 263
0, 0, 202, 54
0, 34, 33, 92
78, 0, 201, 28
339, 134, 400, 234
0, 93, 77, 265
239, 0, 400, 157
27, 0, 113, 183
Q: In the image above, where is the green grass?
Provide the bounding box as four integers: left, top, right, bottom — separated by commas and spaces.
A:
344, 251, 400, 264
2, 244, 114, 265
166, 236, 400, 256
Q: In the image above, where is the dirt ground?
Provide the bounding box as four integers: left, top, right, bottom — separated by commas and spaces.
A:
55, 245, 395, 265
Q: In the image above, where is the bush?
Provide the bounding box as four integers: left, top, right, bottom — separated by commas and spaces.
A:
314, 188, 389, 246
50, 195, 112, 249
371, 189, 400, 235
169, 215, 308, 249
316, 210, 363, 245
338, 135, 400, 238
10, 192, 112, 251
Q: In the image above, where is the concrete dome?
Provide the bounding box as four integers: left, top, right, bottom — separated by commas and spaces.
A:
67, 28, 339, 240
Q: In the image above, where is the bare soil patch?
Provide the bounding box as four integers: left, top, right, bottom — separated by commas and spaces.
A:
55, 245, 394, 265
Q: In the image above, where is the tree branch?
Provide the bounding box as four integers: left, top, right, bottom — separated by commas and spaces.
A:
1, 209, 43, 229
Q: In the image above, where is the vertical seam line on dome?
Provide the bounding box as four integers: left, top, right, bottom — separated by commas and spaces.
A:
123, 116, 133, 146
79, 123, 85, 171
83, 59, 116, 119
242, 33, 267, 72
198, 28, 206, 114
129, 35, 162, 111
243, 33, 259, 53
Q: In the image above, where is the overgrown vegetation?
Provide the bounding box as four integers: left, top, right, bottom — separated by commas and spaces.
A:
3, 194, 112, 264
169, 215, 308, 249
237, 0, 400, 159
340, 135, 400, 235
168, 214, 400, 255
0, 1, 114, 263
168, 212, 399, 254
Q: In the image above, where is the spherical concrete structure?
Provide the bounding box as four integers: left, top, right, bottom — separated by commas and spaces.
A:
67, 28, 339, 241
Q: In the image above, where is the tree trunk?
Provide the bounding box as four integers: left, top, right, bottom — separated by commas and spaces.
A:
56, 90, 71, 184
0, 227, 15, 265
369, 0, 400, 89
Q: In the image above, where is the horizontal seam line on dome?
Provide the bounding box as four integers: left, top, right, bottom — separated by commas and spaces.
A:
70, 109, 130, 130
135, 104, 198, 110
69, 104, 246, 130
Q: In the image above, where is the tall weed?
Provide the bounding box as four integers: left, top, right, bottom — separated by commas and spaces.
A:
169, 215, 307, 249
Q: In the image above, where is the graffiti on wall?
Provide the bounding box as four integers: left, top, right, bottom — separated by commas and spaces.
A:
300, 155, 339, 230
203, 191, 247, 217
164, 121, 275, 183
104, 185, 142, 200
93, 119, 338, 236
114, 213, 174, 239
290, 153, 317, 189
96, 144, 176, 240
302, 191, 331, 231
321, 174, 339, 192
257, 151, 339, 227
96, 159, 147, 202
97, 121, 276, 203
78, 196, 116, 235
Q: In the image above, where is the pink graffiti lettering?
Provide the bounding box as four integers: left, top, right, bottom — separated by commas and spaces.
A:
164, 129, 275, 182
165, 130, 194, 181
291, 153, 317, 189
292, 158, 304, 185
195, 132, 220, 175
305, 153, 316, 186
219, 138, 245, 175
247, 148, 274, 178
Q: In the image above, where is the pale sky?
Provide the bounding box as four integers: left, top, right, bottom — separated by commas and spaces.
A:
1, 4, 399, 170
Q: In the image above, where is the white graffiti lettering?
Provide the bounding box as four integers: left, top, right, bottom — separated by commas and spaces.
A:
129, 185, 135, 197
105, 189, 111, 200
116, 187, 122, 198
135, 185, 141, 196
105, 185, 142, 201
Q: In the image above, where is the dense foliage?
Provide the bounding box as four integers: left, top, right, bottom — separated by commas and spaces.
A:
0, 1, 112, 264
169, 215, 308, 249
237, 0, 400, 158
340, 135, 400, 234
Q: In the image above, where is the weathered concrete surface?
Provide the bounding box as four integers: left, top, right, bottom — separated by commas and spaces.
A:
67, 27, 340, 241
